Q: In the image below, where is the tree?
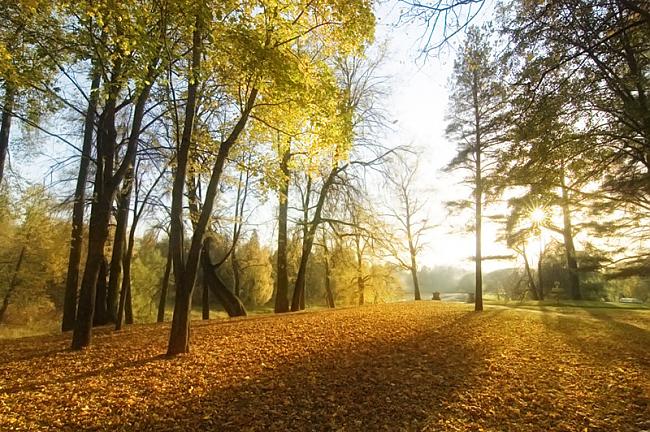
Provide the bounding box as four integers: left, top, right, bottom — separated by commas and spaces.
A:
383, 154, 431, 301
445, 26, 506, 312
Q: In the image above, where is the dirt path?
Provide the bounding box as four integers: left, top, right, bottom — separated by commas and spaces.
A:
0, 302, 648, 431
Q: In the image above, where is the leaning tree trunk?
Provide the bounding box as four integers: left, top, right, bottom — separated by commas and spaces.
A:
0, 246, 25, 323
62, 71, 101, 332
274, 148, 291, 313
201, 237, 246, 317
0, 85, 15, 185
521, 244, 539, 300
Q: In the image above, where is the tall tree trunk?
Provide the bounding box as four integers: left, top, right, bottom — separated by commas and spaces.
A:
355, 235, 365, 306
322, 233, 335, 308
157, 239, 172, 323
106, 161, 135, 323
0, 85, 15, 185
274, 149, 291, 313
0, 246, 25, 323
291, 167, 342, 311
93, 256, 109, 325
71, 93, 118, 349
62, 72, 101, 331
472, 71, 483, 312
166, 14, 258, 353
116, 212, 136, 331
560, 171, 581, 300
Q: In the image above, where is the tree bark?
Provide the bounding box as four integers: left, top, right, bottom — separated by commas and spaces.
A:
291, 166, 342, 311
322, 233, 335, 308
0, 246, 25, 323
201, 237, 246, 317
71, 91, 118, 349
355, 235, 365, 306
157, 240, 172, 323
106, 161, 135, 323
62, 71, 101, 332
274, 148, 291, 313
0, 85, 15, 185
166, 14, 258, 353
93, 256, 109, 325
560, 171, 581, 300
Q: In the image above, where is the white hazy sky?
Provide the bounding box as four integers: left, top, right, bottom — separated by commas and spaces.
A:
375, 2, 512, 271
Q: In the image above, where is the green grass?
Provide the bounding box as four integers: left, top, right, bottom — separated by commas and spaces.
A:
484, 297, 650, 312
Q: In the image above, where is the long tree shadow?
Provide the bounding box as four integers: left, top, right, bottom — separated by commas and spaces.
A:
49, 308, 501, 431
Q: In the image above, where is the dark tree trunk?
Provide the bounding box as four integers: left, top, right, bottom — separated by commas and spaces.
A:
106, 161, 135, 323
125, 281, 133, 324
232, 253, 241, 298
116, 220, 134, 331
291, 167, 341, 311
0, 85, 15, 185
166, 15, 258, 353
322, 235, 335, 308
202, 237, 246, 317
355, 235, 365, 306
157, 240, 172, 323
560, 172, 581, 300
0, 246, 25, 323
522, 244, 539, 300
93, 256, 109, 325
71, 93, 118, 349
62, 71, 101, 332
274, 149, 291, 313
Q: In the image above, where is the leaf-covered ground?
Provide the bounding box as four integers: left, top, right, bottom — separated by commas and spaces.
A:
1, 302, 648, 431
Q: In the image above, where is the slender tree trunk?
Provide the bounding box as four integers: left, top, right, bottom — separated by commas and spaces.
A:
106, 161, 135, 323
62, 72, 101, 332
116, 216, 135, 331
560, 171, 581, 300
322, 233, 335, 308
157, 239, 172, 323
0, 246, 25, 323
472, 72, 483, 312
355, 235, 365, 306
0, 85, 15, 185
291, 167, 341, 311
232, 253, 241, 297
522, 244, 539, 300
275, 149, 291, 313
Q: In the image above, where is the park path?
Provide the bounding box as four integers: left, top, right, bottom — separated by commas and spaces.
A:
0, 302, 648, 431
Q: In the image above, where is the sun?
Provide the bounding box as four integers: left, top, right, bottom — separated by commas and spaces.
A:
530, 207, 546, 224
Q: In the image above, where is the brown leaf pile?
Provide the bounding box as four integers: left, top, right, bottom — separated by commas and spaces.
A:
0, 302, 648, 431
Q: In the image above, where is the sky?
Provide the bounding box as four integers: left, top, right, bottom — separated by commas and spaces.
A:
373, 2, 513, 272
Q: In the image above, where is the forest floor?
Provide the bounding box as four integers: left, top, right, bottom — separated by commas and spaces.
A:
0, 302, 649, 431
